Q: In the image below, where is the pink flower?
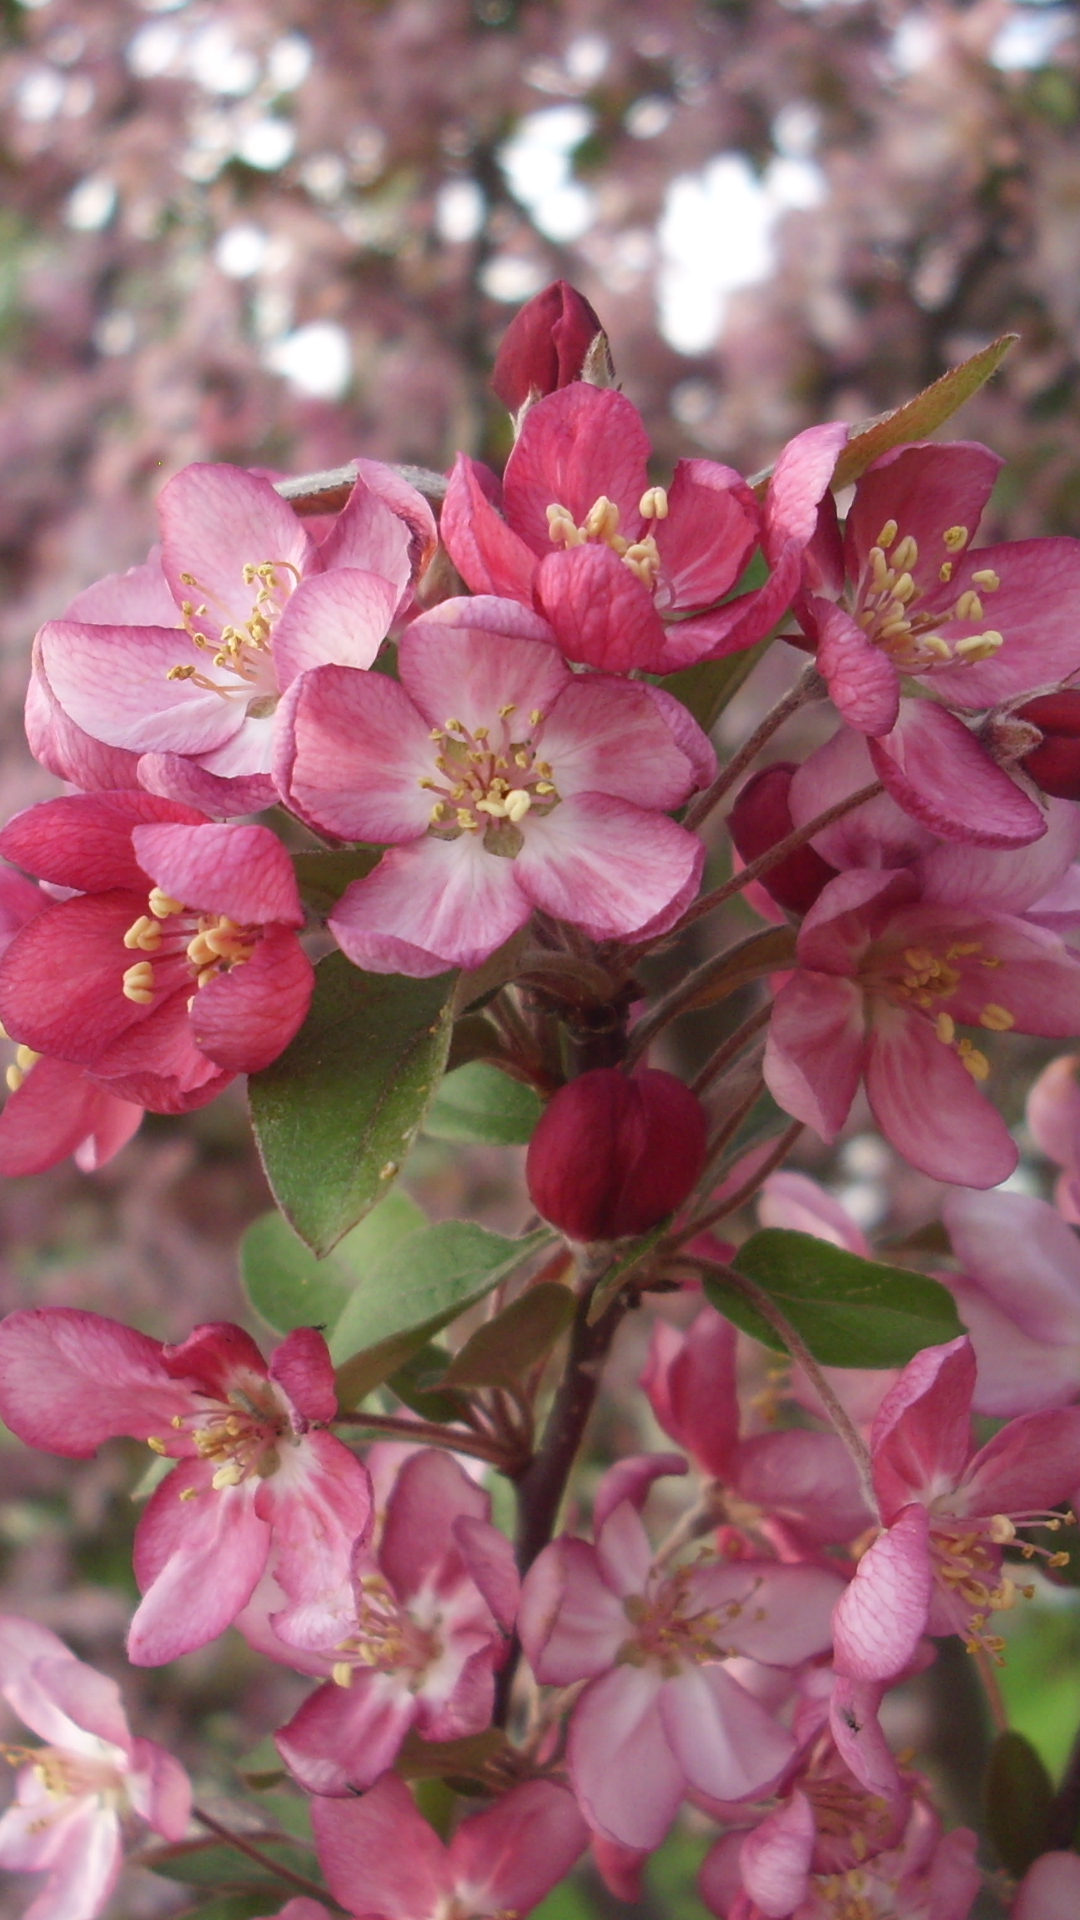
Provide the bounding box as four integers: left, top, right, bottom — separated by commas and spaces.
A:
0, 1310, 372, 1665
1012, 1851, 1080, 1919
831, 1336, 1080, 1684
763, 864, 1080, 1186
0, 792, 314, 1108
258, 1449, 518, 1795
943, 1187, 1080, 1415
278, 599, 712, 975
526, 1068, 708, 1242
33, 461, 434, 813
0, 1616, 190, 1920
490, 278, 609, 417
518, 1458, 845, 1850
1027, 1054, 1080, 1224
310, 1772, 588, 1920
441, 387, 846, 672
800, 440, 1080, 739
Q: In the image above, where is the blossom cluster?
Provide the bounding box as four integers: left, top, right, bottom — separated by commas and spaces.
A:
1, 283, 1080, 1919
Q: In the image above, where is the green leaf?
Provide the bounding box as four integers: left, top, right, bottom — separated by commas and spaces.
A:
984, 1729, 1053, 1876
703, 1228, 963, 1367
331, 1221, 552, 1405
240, 1190, 426, 1336
170, 1899, 274, 1920
424, 1061, 542, 1145
659, 635, 770, 733
139, 1835, 313, 1892
587, 1217, 672, 1325
291, 847, 382, 914
396, 1727, 512, 1784
248, 955, 457, 1254
444, 1282, 575, 1387
386, 1341, 473, 1424
831, 335, 1017, 491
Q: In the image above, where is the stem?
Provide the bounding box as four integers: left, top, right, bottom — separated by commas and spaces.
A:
971, 1648, 1009, 1736
190, 1806, 344, 1908
670, 781, 883, 938
688, 1119, 805, 1235
700, 1071, 767, 1178
694, 1259, 878, 1518
332, 1411, 517, 1469
691, 1002, 774, 1096
683, 663, 824, 832
274, 461, 448, 515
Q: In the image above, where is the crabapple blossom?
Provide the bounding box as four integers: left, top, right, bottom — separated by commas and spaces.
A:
310, 1772, 589, 1920
0, 1309, 372, 1665
728, 763, 839, 918
1011, 1851, 1080, 1919
0, 792, 314, 1106
33, 460, 434, 813
0, 1616, 190, 1920
257, 1449, 517, 1795
941, 1186, 1080, 1415
278, 598, 712, 975
1013, 691, 1080, 800
518, 1456, 845, 1849
490, 277, 610, 418
1027, 1054, 1080, 1223
525, 1068, 708, 1241
831, 1336, 1080, 1683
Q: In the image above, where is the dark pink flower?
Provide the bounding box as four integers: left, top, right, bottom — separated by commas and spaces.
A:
261, 1449, 517, 1795
526, 1069, 708, 1242
311, 1772, 588, 1920
0, 1310, 372, 1665
0, 792, 314, 1108
278, 600, 712, 975
0, 1615, 190, 1920
33, 462, 434, 813
441, 388, 846, 673
729, 764, 839, 918
491, 279, 609, 416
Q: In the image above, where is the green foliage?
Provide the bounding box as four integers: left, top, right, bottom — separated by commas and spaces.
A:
587, 1218, 672, 1325
141, 1834, 314, 1893
331, 1221, 551, 1405
240, 1190, 425, 1336
291, 847, 382, 914
984, 1729, 1054, 1876
704, 1228, 963, 1367
424, 1060, 542, 1145
660, 635, 770, 733
832, 335, 1017, 491
444, 1281, 575, 1387
248, 955, 457, 1254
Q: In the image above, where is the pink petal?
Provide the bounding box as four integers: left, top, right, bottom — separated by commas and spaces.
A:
864, 1012, 1018, 1188
539, 676, 701, 808
733, 1430, 872, 1546
0, 1308, 187, 1456
450, 1781, 588, 1915
311, 1772, 449, 1917
812, 598, 900, 736
738, 1790, 815, 1919
277, 1672, 416, 1794
766, 421, 851, 556
258, 1433, 373, 1607
315, 472, 414, 594
868, 700, 1046, 847
515, 795, 703, 942
568, 1666, 685, 1850
758, 1170, 871, 1256
329, 834, 528, 976
128, 1466, 270, 1663
763, 973, 865, 1141
63, 548, 179, 626
454, 1517, 519, 1633
924, 537, 1080, 710
845, 442, 1002, 590
595, 1501, 658, 1599
535, 544, 670, 672
654, 458, 760, 612
158, 463, 315, 638
0, 1058, 140, 1179
39, 621, 247, 756
915, 796, 1080, 916
958, 1406, 1080, 1517
278, 664, 435, 843
127, 1737, 192, 1841
788, 725, 935, 871
949, 1278, 1080, 1418
870, 1337, 975, 1501
398, 612, 569, 732
1013, 1851, 1080, 1920
795, 867, 916, 976
25, 659, 142, 793
832, 1504, 932, 1681
641, 683, 719, 789
944, 1188, 1080, 1348
594, 1453, 689, 1533
0, 1619, 123, 1750
688, 1562, 845, 1664
828, 1677, 903, 1801
517, 1538, 627, 1684
90, 991, 232, 1113
271, 569, 398, 686
440, 455, 538, 601
269, 1328, 339, 1423
1028, 1053, 1080, 1171
27, 1656, 131, 1754
189, 930, 314, 1073
136, 751, 278, 819
503, 386, 651, 554
130, 821, 303, 925
380, 1449, 489, 1599
641, 1313, 739, 1480
660, 1665, 796, 1802
0, 792, 203, 896
0, 1792, 122, 1920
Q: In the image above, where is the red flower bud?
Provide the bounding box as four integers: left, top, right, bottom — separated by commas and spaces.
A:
1015, 692, 1080, 799
491, 280, 610, 415
728, 764, 838, 916
525, 1068, 708, 1242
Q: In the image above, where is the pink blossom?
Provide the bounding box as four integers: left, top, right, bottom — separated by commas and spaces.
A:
831, 1337, 1080, 1683
1012, 1851, 1080, 1919
518, 1458, 845, 1849
799, 440, 1080, 740
0, 1310, 372, 1665
763, 864, 1080, 1186
942, 1187, 1080, 1415
278, 599, 712, 975
441, 388, 846, 672
0, 1616, 190, 1920
490, 278, 608, 417
1027, 1054, 1080, 1223
260, 1449, 517, 1795
0, 792, 314, 1108
33, 462, 434, 813
310, 1772, 588, 1920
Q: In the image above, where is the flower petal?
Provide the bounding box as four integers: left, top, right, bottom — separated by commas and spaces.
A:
330, 834, 528, 976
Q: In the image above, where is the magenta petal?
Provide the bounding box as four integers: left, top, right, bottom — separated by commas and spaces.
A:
788, 726, 935, 871
813, 599, 900, 736
845, 442, 1002, 588
190, 931, 313, 1073
0, 1058, 140, 1179
0, 1618, 124, 1749
440, 455, 539, 600
269, 1329, 339, 1423
929, 537, 1080, 710
158, 463, 315, 636
503, 386, 651, 553
764, 973, 865, 1141
535, 545, 670, 672
380, 1449, 488, 1599
315, 471, 414, 591
515, 795, 702, 942
766, 421, 850, 555
568, 1666, 684, 1850
450, 1781, 588, 1916
829, 1678, 902, 1801
26, 658, 143, 793
944, 1188, 1080, 1349
330, 836, 528, 976
277, 1672, 416, 1794
137, 752, 278, 818
690, 1562, 845, 1664
864, 1014, 1018, 1188
1013, 1850, 1080, 1920
129, 1467, 269, 1664
594, 1454, 689, 1534
311, 1773, 449, 1918
517, 1537, 626, 1684
539, 677, 700, 809
832, 1504, 932, 1682
398, 614, 569, 733
278, 664, 434, 843
271, 568, 398, 686
63, 548, 179, 626
40, 621, 246, 756
0, 1308, 188, 1456
131, 821, 303, 926
0, 792, 203, 896
660, 1665, 795, 1802
654, 458, 760, 611
454, 1516, 520, 1633
868, 700, 1046, 847
870, 1338, 976, 1516
959, 1407, 1080, 1517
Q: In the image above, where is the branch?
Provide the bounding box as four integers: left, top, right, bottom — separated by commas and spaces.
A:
332, 1410, 520, 1470
185, 1806, 345, 1909
683, 662, 824, 832
275, 461, 448, 515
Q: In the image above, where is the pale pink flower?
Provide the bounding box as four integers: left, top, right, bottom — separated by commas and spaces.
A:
518, 1457, 845, 1850
310, 1772, 588, 1920
943, 1187, 1080, 1415
0, 792, 314, 1108
278, 598, 712, 976
1027, 1054, 1080, 1224
0, 1310, 372, 1665
831, 1337, 1080, 1684
0, 1616, 190, 1920
1012, 1851, 1080, 1919
33, 462, 434, 813
441, 388, 847, 672
261, 1449, 518, 1796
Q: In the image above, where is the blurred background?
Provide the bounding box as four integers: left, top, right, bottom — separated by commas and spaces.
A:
2, 1, 1080, 1913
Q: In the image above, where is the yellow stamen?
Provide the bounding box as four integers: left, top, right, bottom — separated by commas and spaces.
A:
148, 888, 183, 919
943, 525, 969, 552
971, 568, 1001, 591
331, 1662, 354, 1689
955, 590, 984, 622
979, 1003, 1015, 1032
891, 534, 918, 572
876, 518, 898, 549
954, 630, 1004, 662
935, 1012, 955, 1045
640, 485, 669, 520
122, 961, 155, 1006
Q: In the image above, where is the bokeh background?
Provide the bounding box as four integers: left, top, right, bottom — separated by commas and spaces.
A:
2, 1, 1080, 1914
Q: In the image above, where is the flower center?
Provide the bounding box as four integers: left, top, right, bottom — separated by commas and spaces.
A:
4, 1041, 42, 1095
2, 1741, 124, 1803
545, 486, 668, 589
166, 558, 300, 710
854, 519, 1004, 672
120, 887, 259, 1007
329, 1572, 442, 1690
930, 1508, 1071, 1661
150, 1377, 291, 1491
420, 707, 561, 857
619, 1564, 757, 1677
860, 938, 1016, 1084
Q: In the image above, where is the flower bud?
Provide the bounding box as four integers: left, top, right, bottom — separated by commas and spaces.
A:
1014, 692, 1080, 799
728, 763, 838, 916
491, 280, 612, 417
526, 1068, 707, 1242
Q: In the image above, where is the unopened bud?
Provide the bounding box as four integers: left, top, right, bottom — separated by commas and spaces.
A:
728, 764, 838, 916
1014, 692, 1080, 799
491, 280, 612, 418
525, 1068, 707, 1243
